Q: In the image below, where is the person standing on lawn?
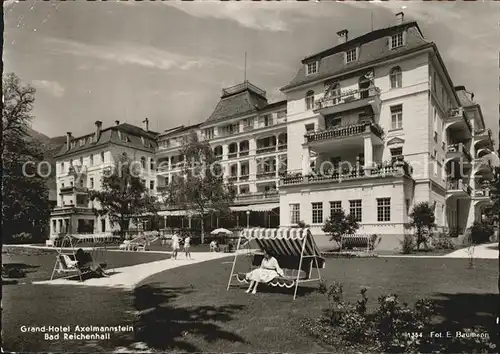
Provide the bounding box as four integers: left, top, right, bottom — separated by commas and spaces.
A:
183, 234, 192, 260
171, 233, 180, 260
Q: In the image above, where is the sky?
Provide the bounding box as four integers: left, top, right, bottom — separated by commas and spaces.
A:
4, 0, 499, 142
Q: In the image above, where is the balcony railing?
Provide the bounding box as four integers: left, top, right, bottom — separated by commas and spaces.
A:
314, 87, 380, 111
446, 143, 472, 161
228, 176, 238, 183
242, 125, 254, 132
448, 107, 472, 132
228, 152, 238, 159
305, 122, 384, 143
256, 146, 277, 154
239, 174, 249, 181
446, 179, 472, 195
280, 164, 408, 186
474, 128, 492, 136
257, 171, 277, 180
277, 144, 287, 151
222, 81, 266, 97
235, 190, 279, 202
68, 165, 87, 176
473, 189, 491, 198
239, 150, 249, 157
60, 186, 88, 194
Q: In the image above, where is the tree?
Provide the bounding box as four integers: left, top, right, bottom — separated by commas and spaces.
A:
322, 210, 360, 243
485, 166, 500, 293
409, 202, 436, 250
164, 132, 236, 243
89, 155, 160, 238
2, 73, 51, 243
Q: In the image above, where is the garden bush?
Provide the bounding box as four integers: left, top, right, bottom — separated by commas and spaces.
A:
400, 234, 414, 254
302, 281, 497, 353
431, 232, 455, 250
469, 222, 494, 245
10, 232, 33, 244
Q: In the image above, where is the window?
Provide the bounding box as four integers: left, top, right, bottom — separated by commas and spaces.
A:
330, 201, 342, 217
100, 152, 105, 163
79, 157, 83, 165
79, 179, 84, 188
305, 123, 315, 133
312, 202, 323, 224
290, 204, 300, 224
390, 105, 403, 130
349, 200, 362, 222
405, 199, 410, 216
239, 185, 249, 194
377, 198, 391, 222
330, 156, 342, 169
390, 147, 403, 163
79, 139, 85, 147
305, 91, 315, 110
149, 181, 155, 190
306, 61, 318, 75
390, 67, 402, 88
70, 181, 74, 187
61, 162, 65, 172
277, 110, 287, 119
61, 182, 65, 188
391, 32, 404, 49
262, 114, 272, 127
90, 177, 94, 189
346, 48, 357, 63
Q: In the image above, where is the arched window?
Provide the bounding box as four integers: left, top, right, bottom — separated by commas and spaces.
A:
305, 90, 315, 110
141, 157, 146, 168
390, 66, 402, 89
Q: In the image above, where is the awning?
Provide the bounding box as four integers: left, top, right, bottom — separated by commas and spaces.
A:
230, 203, 279, 212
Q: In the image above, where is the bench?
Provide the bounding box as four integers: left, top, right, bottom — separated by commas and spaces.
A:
340, 234, 376, 252
236, 253, 325, 288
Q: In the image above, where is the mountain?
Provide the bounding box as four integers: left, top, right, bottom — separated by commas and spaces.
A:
26, 127, 66, 203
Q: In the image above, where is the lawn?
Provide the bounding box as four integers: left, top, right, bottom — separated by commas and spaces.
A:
2, 247, 498, 353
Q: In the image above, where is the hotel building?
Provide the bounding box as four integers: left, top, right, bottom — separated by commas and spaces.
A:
49, 12, 497, 250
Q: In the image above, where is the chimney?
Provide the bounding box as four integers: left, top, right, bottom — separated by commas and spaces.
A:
95, 120, 102, 142
115, 120, 120, 126
143, 118, 149, 132
337, 29, 348, 44
66, 132, 72, 151
396, 12, 404, 25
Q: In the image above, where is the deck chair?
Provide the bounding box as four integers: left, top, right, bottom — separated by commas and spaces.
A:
227, 228, 326, 300
50, 254, 91, 282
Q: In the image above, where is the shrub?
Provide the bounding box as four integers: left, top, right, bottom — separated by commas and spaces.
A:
10, 232, 33, 244
409, 202, 436, 250
400, 234, 414, 254
297, 221, 310, 228
431, 232, 455, 250
322, 210, 359, 243
469, 221, 494, 245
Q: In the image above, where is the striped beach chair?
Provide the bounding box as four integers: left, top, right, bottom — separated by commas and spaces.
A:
226, 228, 326, 300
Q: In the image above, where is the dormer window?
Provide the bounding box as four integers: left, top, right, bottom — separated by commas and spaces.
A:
390, 32, 404, 49
306, 61, 318, 75
346, 48, 357, 63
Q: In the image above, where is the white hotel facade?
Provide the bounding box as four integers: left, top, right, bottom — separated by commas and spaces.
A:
50, 13, 497, 250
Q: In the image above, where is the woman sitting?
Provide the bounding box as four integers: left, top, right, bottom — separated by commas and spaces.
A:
75, 248, 109, 277
245, 249, 284, 294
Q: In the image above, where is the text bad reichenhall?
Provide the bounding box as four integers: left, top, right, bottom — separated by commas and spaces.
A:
21, 325, 134, 333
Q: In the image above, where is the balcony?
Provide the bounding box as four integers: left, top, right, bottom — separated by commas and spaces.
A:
280, 164, 409, 187
446, 179, 471, 199
256, 146, 277, 155
242, 124, 254, 132
68, 165, 87, 176
473, 128, 493, 149
157, 185, 169, 193
314, 87, 381, 116
277, 144, 287, 151
305, 122, 383, 144
446, 143, 472, 163
51, 206, 94, 216
239, 174, 249, 182
228, 176, 238, 183
59, 186, 88, 195
239, 150, 249, 157
228, 152, 238, 159
257, 171, 277, 180
445, 108, 472, 138
473, 188, 491, 199
235, 190, 279, 204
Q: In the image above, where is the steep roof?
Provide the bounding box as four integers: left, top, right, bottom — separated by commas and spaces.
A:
203, 81, 277, 125
54, 123, 157, 158
281, 21, 431, 91
454, 86, 476, 107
